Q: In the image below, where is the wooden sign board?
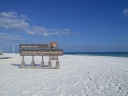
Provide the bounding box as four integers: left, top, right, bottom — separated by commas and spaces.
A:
19, 49, 63, 56
19, 44, 48, 48
50, 56, 58, 60
19, 43, 63, 69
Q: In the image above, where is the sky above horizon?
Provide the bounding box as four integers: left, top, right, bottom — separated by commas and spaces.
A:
0, 0, 128, 52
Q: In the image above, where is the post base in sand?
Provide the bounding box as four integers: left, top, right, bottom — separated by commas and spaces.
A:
56, 61, 59, 68
48, 61, 51, 67
41, 61, 44, 67
31, 61, 35, 67
21, 61, 25, 68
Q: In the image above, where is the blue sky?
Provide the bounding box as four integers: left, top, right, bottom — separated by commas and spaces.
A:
0, 0, 128, 52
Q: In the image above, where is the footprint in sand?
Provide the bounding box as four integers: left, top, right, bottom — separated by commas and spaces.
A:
98, 86, 105, 91
73, 82, 80, 87
87, 91, 100, 96
62, 84, 68, 88
55, 87, 61, 91
44, 86, 51, 90
22, 90, 30, 94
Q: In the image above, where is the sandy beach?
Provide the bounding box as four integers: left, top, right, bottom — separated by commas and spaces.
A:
0, 53, 128, 96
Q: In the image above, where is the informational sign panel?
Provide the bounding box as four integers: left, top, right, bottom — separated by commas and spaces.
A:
19, 49, 63, 56
50, 42, 58, 49
19, 44, 48, 48
19, 43, 63, 69
50, 56, 58, 60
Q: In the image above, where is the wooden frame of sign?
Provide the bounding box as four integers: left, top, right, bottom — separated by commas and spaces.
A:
19, 44, 63, 69
49, 42, 58, 60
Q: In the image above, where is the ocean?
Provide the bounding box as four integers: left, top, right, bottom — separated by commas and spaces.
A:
64, 52, 128, 57
3, 52, 128, 57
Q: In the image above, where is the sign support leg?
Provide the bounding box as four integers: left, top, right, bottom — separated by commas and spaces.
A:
41, 56, 44, 67
31, 56, 35, 67
21, 56, 25, 68
48, 56, 51, 68
56, 56, 59, 68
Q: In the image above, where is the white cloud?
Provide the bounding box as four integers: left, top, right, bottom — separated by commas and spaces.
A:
0, 12, 17, 18
62, 30, 70, 35
30, 26, 71, 36
0, 32, 27, 41
31, 26, 49, 36
20, 14, 30, 20
74, 32, 80, 35
0, 12, 30, 31
123, 9, 128, 17
0, 12, 73, 37
49, 29, 70, 36
0, 33, 12, 39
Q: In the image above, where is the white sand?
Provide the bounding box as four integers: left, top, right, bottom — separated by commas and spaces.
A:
0, 53, 128, 96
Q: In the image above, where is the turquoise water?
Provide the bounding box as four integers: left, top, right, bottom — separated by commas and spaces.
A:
64, 52, 128, 57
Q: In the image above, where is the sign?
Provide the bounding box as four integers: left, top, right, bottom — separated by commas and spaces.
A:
50, 42, 58, 49
19, 44, 48, 48
19, 49, 63, 56
50, 56, 58, 60
19, 43, 63, 69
